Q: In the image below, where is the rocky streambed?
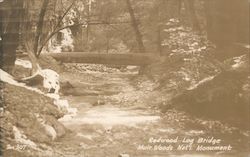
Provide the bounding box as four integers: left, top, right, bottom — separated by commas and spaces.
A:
1, 61, 249, 157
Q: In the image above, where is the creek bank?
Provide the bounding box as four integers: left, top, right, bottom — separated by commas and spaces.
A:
135, 50, 249, 130
1, 83, 68, 157
0, 56, 75, 157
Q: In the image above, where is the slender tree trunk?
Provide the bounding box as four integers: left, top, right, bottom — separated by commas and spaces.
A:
25, 43, 41, 74
157, 26, 162, 55
106, 26, 110, 53
34, 0, 49, 57
177, 0, 183, 18
155, 3, 162, 55
125, 0, 146, 53
86, 0, 91, 51
0, 0, 23, 73
204, 0, 213, 41
106, 37, 110, 53
184, 0, 201, 32
0, 4, 3, 70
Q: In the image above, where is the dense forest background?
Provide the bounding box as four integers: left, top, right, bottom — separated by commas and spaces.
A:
0, 0, 249, 72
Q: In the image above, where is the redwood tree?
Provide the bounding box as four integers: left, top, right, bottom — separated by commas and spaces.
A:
0, 0, 24, 73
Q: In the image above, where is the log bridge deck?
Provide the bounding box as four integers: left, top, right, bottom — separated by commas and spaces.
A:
48, 52, 159, 66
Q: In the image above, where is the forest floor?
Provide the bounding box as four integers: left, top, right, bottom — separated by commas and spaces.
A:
50, 66, 248, 157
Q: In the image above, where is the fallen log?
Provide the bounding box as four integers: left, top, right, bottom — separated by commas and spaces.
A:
47, 52, 159, 66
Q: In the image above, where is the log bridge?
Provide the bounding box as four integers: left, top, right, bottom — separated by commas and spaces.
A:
48, 52, 159, 66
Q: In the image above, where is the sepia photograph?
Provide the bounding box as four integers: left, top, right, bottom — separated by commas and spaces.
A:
0, 0, 249, 157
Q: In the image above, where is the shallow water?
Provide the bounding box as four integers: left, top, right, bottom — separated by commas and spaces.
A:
54, 71, 249, 157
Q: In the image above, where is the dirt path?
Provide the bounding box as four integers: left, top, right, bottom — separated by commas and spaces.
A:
52, 71, 248, 157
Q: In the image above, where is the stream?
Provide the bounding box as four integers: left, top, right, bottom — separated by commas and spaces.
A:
51, 69, 248, 157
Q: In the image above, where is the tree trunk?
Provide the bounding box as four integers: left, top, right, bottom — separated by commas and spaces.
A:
25, 43, 41, 74
184, 0, 201, 32
106, 30, 110, 53
34, 0, 49, 57
155, 3, 162, 55
157, 26, 162, 55
204, 0, 213, 41
125, 0, 146, 53
0, 4, 3, 70
0, 0, 23, 73
86, 0, 91, 51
